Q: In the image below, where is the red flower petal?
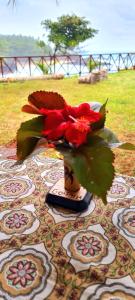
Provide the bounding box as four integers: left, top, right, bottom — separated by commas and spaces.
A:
9, 266, 18, 273
42, 122, 67, 140
65, 103, 101, 124
86, 110, 102, 123
92, 240, 100, 246
82, 236, 89, 243
42, 111, 67, 140
27, 268, 36, 274
82, 248, 89, 255
89, 248, 95, 256
24, 261, 31, 271
74, 103, 91, 118
77, 240, 85, 246
17, 261, 24, 270
7, 273, 18, 280
20, 219, 27, 225
6, 220, 13, 224
39, 108, 64, 116
28, 91, 66, 110
44, 111, 65, 129
65, 122, 90, 147
13, 276, 21, 286
22, 104, 41, 114
93, 245, 101, 250
13, 213, 19, 219
20, 276, 27, 287
89, 237, 94, 243
15, 223, 20, 228
25, 273, 34, 280
77, 245, 85, 250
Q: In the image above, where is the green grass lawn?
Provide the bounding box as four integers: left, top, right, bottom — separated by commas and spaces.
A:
0, 70, 135, 175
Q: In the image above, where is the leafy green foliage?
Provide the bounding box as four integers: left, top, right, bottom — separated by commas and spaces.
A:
37, 63, 50, 75
110, 142, 135, 150
96, 127, 119, 143
91, 99, 108, 131
17, 116, 44, 161
56, 136, 115, 204
41, 14, 98, 54
36, 39, 52, 55
0, 34, 51, 56
87, 59, 101, 72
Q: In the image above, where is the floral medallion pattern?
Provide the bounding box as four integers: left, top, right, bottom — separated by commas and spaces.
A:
107, 176, 135, 202
0, 209, 35, 235
80, 276, 135, 300
0, 159, 26, 172
0, 172, 12, 183
0, 204, 39, 239
33, 154, 62, 167
7, 259, 37, 288
62, 224, 116, 272
0, 148, 135, 299
121, 210, 135, 235
108, 182, 128, 198
0, 244, 57, 300
112, 206, 135, 249
0, 176, 35, 201
41, 167, 64, 186
70, 230, 108, 263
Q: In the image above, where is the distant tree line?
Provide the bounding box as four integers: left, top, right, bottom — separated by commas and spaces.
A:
0, 34, 52, 56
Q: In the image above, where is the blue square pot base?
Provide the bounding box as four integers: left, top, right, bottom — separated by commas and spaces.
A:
46, 178, 93, 212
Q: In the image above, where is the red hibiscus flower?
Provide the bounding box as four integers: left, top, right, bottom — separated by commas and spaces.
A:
41, 103, 101, 147
22, 91, 102, 147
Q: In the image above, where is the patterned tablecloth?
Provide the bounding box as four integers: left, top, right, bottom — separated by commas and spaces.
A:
0, 146, 135, 300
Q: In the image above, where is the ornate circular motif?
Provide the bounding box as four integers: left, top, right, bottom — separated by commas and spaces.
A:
0, 248, 52, 299
6, 259, 37, 289
122, 211, 135, 235
108, 181, 129, 198
0, 209, 35, 234
0, 173, 12, 182
81, 281, 135, 300
33, 155, 61, 167
117, 207, 135, 237
99, 290, 135, 299
0, 160, 26, 172
43, 169, 64, 184
125, 176, 135, 189
0, 178, 33, 199
69, 230, 108, 263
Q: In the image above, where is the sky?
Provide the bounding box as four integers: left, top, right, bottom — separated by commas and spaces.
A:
0, 0, 135, 53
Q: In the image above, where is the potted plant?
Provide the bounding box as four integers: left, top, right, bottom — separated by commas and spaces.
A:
16, 91, 135, 211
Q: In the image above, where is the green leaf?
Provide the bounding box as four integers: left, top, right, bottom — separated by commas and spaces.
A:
17, 116, 44, 161
96, 127, 119, 144
91, 99, 108, 131
100, 98, 108, 114
110, 142, 135, 151
59, 136, 115, 204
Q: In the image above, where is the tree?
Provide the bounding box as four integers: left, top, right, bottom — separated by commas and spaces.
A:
0, 34, 51, 56
37, 39, 52, 55
41, 14, 98, 54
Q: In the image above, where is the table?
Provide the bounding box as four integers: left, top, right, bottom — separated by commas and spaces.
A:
0, 145, 135, 300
